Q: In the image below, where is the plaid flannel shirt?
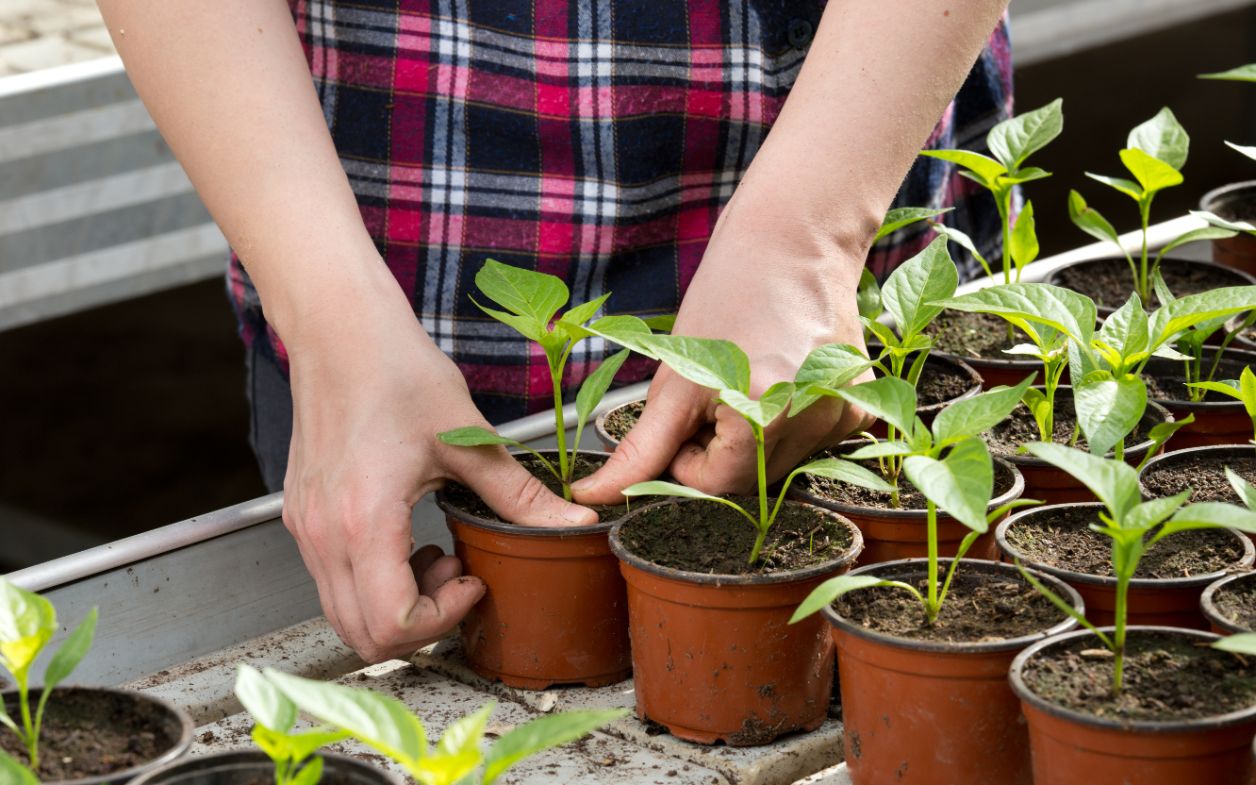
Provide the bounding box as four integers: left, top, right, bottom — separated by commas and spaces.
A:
229, 0, 1013, 423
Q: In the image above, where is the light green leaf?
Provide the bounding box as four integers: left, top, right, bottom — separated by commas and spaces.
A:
863, 318, 900, 349
413, 748, 481, 785
1191, 209, 1256, 234
881, 237, 958, 340
472, 299, 547, 344
475, 259, 569, 327
932, 375, 1035, 444
642, 314, 676, 332
587, 315, 655, 357
988, 98, 1064, 170
1200, 64, 1256, 82
1157, 226, 1237, 258
874, 207, 953, 243
856, 269, 883, 323
720, 383, 795, 429
1136, 415, 1195, 470
287, 730, 351, 764
619, 483, 755, 530
436, 703, 494, 758
1024, 442, 1141, 520
483, 710, 627, 785
43, 606, 97, 690
558, 293, 611, 329
1213, 632, 1256, 656
1009, 200, 1039, 271
1120, 147, 1184, 194
236, 664, 297, 733
1068, 190, 1124, 249
1074, 376, 1147, 457
791, 343, 875, 413
1126, 492, 1191, 532
790, 575, 905, 624
930, 223, 991, 275
1156, 501, 1256, 539
0, 751, 38, 785
795, 458, 894, 493
919, 149, 1007, 187
250, 724, 288, 766
1148, 286, 1256, 348
1085, 172, 1144, 202
289, 757, 325, 785
1000, 167, 1053, 186
0, 578, 56, 678
831, 376, 917, 435
1097, 293, 1150, 362
934, 283, 1096, 346
903, 437, 993, 531
575, 350, 630, 431
844, 441, 915, 460
1226, 467, 1256, 511
437, 427, 524, 449
1127, 107, 1189, 170
638, 335, 750, 393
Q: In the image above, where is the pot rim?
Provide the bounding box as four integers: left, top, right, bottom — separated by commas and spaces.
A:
995, 386, 1170, 467
1009, 625, 1256, 733
593, 398, 645, 449
127, 749, 402, 785
435, 449, 619, 536
1, 685, 195, 785
1201, 179, 1256, 213
996, 502, 1256, 589
607, 498, 863, 586
1139, 444, 1256, 495
821, 557, 1082, 653
1044, 254, 1256, 290
1141, 348, 1256, 410
861, 347, 984, 415
1201, 571, 1256, 636
790, 453, 1024, 520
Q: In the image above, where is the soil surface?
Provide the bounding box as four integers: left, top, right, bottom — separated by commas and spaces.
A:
1004, 505, 1245, 578
1053, 257, 1248, 310
1141, 452, 1256, 503
986, 396, 1150, 457
1021, 630, 1256, 721
800, 453, 1016, 512
915, 358, 977, 407
1142, 354, 1253, 403
443, 453, 627, 523
617, 498, 854, 574
834, 563, 1065, 642
1212, 574, 1256, 631
602, 400, 645, 442
925, 310, 1028, 360
0, 690, 177, 781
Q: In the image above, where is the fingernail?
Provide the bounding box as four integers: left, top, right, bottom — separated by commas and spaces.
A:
563, 503, 593, 523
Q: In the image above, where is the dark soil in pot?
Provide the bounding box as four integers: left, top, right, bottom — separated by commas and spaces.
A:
1048, 257, 1253, 311
616, 497, 852, 575
926, 310, 1024, 360
600, 400, 644, 444
1142, 353, 1255, 403
1140, 446, 1256, 503
1, 687, 193, 784
800, 454, 1017, 512
1139, 351, 1256, 447
1205, 572, 1256, 633
442, 453, 626, 522
985, 397, 1149, 458
127, 751, 398, 785
914, 356, 979, 406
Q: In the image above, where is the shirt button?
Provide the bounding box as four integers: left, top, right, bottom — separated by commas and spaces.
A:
788, 18, 814, 49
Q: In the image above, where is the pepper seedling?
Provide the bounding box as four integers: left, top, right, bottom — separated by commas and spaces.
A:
1067, 108, 1235, 302
262, 669, 624, 785
1013, 443, 1256, 696
1149, 273, 1256, 404
856, 207, 955, 328
234, 665, 348, 785
620, 336, 889, 565
437, 259, 663, 500
1189, 367, 1256, 443
921, 98, 1062, 285
790, 376, 1038, 624
0, 578, 98, 774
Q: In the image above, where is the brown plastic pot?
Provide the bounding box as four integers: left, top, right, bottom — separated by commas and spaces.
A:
996, 503, 1256, 629
1141, 350, 1256, 448
1202, 180, 1256, 277
436, 450, 631, 689
791, 453, 1023, 565
608, 499, 862, 746
1010, 626, 1256, 785
1201, 571, 1256, 635
827, 558, 1081, 785
1045, 256, 1256, 316
594, 398, 644, 451
2, 687, 194, 785
128, 751, 400, 785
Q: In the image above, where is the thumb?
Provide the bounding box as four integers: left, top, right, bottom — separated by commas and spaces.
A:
457, 449, 599, 528
571, 381, 705, 505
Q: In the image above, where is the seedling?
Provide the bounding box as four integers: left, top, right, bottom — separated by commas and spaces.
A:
856, 207, 954, 328
862, 237, 958, 387
0, 752, 37, 785
621, 336, 889, 564
1190, 367, 1256, 442
1149, 275, 1256, 403
921, 98, 1062, 285
437, 259, 662, 500
1198, 64, 1256, 163
235, 666, 348, 785
262, 669, 624, 785
0, 578, 97, 773
790, 377, 1037, 624
1013, 443, 1256, 696
1067, 108, 1235, 302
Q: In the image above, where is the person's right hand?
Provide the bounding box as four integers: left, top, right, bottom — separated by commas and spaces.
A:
279, 271, 597, 663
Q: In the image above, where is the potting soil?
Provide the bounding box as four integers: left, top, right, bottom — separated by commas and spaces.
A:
1141, 452, 1256, 502
443, 454, 628, 522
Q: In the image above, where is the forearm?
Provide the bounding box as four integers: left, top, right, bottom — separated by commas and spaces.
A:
97, 0, 404, 342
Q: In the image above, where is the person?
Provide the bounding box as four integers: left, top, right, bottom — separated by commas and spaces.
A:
97, 0, 1013, 663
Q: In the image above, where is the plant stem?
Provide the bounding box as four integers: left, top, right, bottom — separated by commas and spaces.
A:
748, 425, 770, 565
1138, 201, 1151, 301
926, 501, 939, 623
17, 676, 35, 769
550, 363, 571, 500
1112, 574, 1129, 696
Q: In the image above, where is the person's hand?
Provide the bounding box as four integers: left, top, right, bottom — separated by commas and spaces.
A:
280, 271, 597, 663
572, 191, 875, 504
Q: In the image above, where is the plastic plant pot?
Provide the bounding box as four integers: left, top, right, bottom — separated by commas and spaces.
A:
1201, 571, 1256, 635
1139, 350, 1256, 449
1201, 180, 1256, 276
127, 751, 401, 785
1045, 256, 1256, 316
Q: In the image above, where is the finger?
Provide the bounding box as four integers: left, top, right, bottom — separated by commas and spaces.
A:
410, 543, 445, 577
412, 550, 465, 596
668, 405, 759, 495
571, 373, 708, 505
448, 447, 598, 528
763, 398, 864, 479
406, 576, 489, 650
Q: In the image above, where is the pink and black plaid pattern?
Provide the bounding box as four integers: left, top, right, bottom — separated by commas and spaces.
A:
228, 0, 1012, 423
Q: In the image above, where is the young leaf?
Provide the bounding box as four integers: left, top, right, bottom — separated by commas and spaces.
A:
794, 458, 894, 493
844, 441, 916, 460
1200, 64, 1256, 82
1155, 501, 1256, 539
1023, 443, 1140, 520
1226, 468, 1256, 510
482, 709, 627, 785
1085, 172, 1143, 202
574, 350, 630, 432
475, 259, 569, 328
1156, 226, 1237, 258
236, 664, 297, 734
0, 751, 37, 785
881, 237, 958, 340
1192, 209, 1256, 234
1148, 286, 1256, 347
1009, 201, 1039, 272
558, 293, 611, 330
790, 575, 913, 624
435, 703, 494, 758
1119, 148, 1184, 194
1125, 492, 1192, 533
42, 607, 97, 690
791, 343, 875, 413
930, 223, 992, 276
919, 149, 1007, 187
856, 269, 883, 323
642, 314, 676, 332
874, 207, 953, 243
932, 376, 1035, 444
1213, 633, 1256, 657
933, 283, 1096, 345
903, 436, 993, 532
1127, 107, 1189, 170
620, 482, 757, 527
988, 98, 1064, 171
638, 335, 751, 394
720, 383, 795, 429
437, 427, 525, 449
1068, 190, 1124, 249
1097, 294, 1150, 361
289, 758, 325, 785
829, 376, 917, 436
1135, 414, 1195, 471
1073, 376, 1147, 458
0, 578, 56, 679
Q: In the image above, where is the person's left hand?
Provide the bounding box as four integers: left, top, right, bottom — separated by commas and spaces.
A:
572, 189, 875, 504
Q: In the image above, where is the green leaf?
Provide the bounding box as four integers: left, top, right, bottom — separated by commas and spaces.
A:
856, 269, 883, 323
919, 149, 1007, 187
1148, 286, 1256, 348
930, 223, 991, 275
0, 751, 38, 785
863, 318, 900, 349
236, 664, 297, 733
1192, 209, 1256, 234
575, 350, 630, 431
1156, 501, 1256, 539
642, 314, 676, 332
790, 575, 902, 624
934, 283, 1096, 346
932, 376, 1035, 444
881, 237, 957, 340
874, 207, 953, 243
791, 344, 875, 413
1074, 376, 1146, 458
1120, 148, 1184, 194
472, 299, 547, 344
903, 437, 993, 532
1213, 632, 1256, 657
720, 383, 795, 429
1000, 167, 1053, 186
844, 441, 915, 460
250, 724, 289, 766
265, 669, 427, 766
558, 293, 611, 330
586, 314, 655, 357
287, 729, 351, 764
289, 757, 325, 785
1068, 190, 1124, 249
475, 259, 569, 328
1023, 443, 1141, 520
0, 578, 56, 679
1127, 107, 1189, 170
620, 482, 757, 528
1085, 172, 1144, 202
483, 709, 627, 785
1200, 64, 1256, 82
1009, 201, 1039, 272
437, 427, 524, 449
1126, 492, 1191, 532
830, 376, 917, 436
1227, 467, 1256, 511
1136, 415, 1195, 471
1157, 226, 1237, 258
43, 607, 97, 690
638, 335, 750, 393
436, 703, 494, 758
1097, 294, 1150, 362
795, 458, 894, 493
988, 98, 1064, 170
